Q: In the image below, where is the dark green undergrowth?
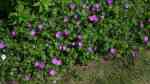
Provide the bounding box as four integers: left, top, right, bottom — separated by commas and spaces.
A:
0, 0, 150, 83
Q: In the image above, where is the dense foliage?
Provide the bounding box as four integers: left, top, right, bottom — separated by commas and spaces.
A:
0, 0, 150, 83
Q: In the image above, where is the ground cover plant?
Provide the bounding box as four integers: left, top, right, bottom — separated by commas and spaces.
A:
0, 0, 150, 83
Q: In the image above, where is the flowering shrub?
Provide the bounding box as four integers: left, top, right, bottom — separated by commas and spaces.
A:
0, 0, 150, 83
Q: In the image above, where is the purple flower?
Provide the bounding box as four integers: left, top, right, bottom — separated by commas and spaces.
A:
48, 69, 57, 76
68, 3, 76, 10
59, 44, 67, 51
87, 47, 93, 52
74, 35, 82, 42
64, 16, 69, 23
27, 22, 32, 28
87, 47, 96, 52
88, 15, 99, 23
144, 36, 149, 44
71, 42, 76, 47
94, 3, 100, 9
11, 31, 17, 37
24, 74, 32, 80
147, 18, 150, 23
51, 57, 62, 65
139, 21, 144, 28
132, 48, 139, 59
31, 30, 37, 36
78, 42, 83, 48
77, 35, 82, 40
107, 0, 113, 6
63, 31, 69, 38
110, 48, 117, 55
90, 3, 101, 12
0, 42, 6, 49
37, 24, 44, 31
70, 41, 83, 48
38, 24, 43, 29
55, 31, 69, 38
55, 31, 63, 38
73, 13, 80, 21
34, 61, 45, 70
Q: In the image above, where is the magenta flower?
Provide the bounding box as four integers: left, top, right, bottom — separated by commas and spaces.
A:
34, 61, 45, 70
31, 30, 37, 36
55, 31, 69, 38
107, 0, 113, 6
110, 48, 117, 55
48, 69, 57, 76
144, 36, 149, 44
63, 31, 69, 38
51, 57, 62, 65
11, 31, 17, 37
88, 15, 99, 23
0, 42, 6, 49
55, 31, 63, 38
